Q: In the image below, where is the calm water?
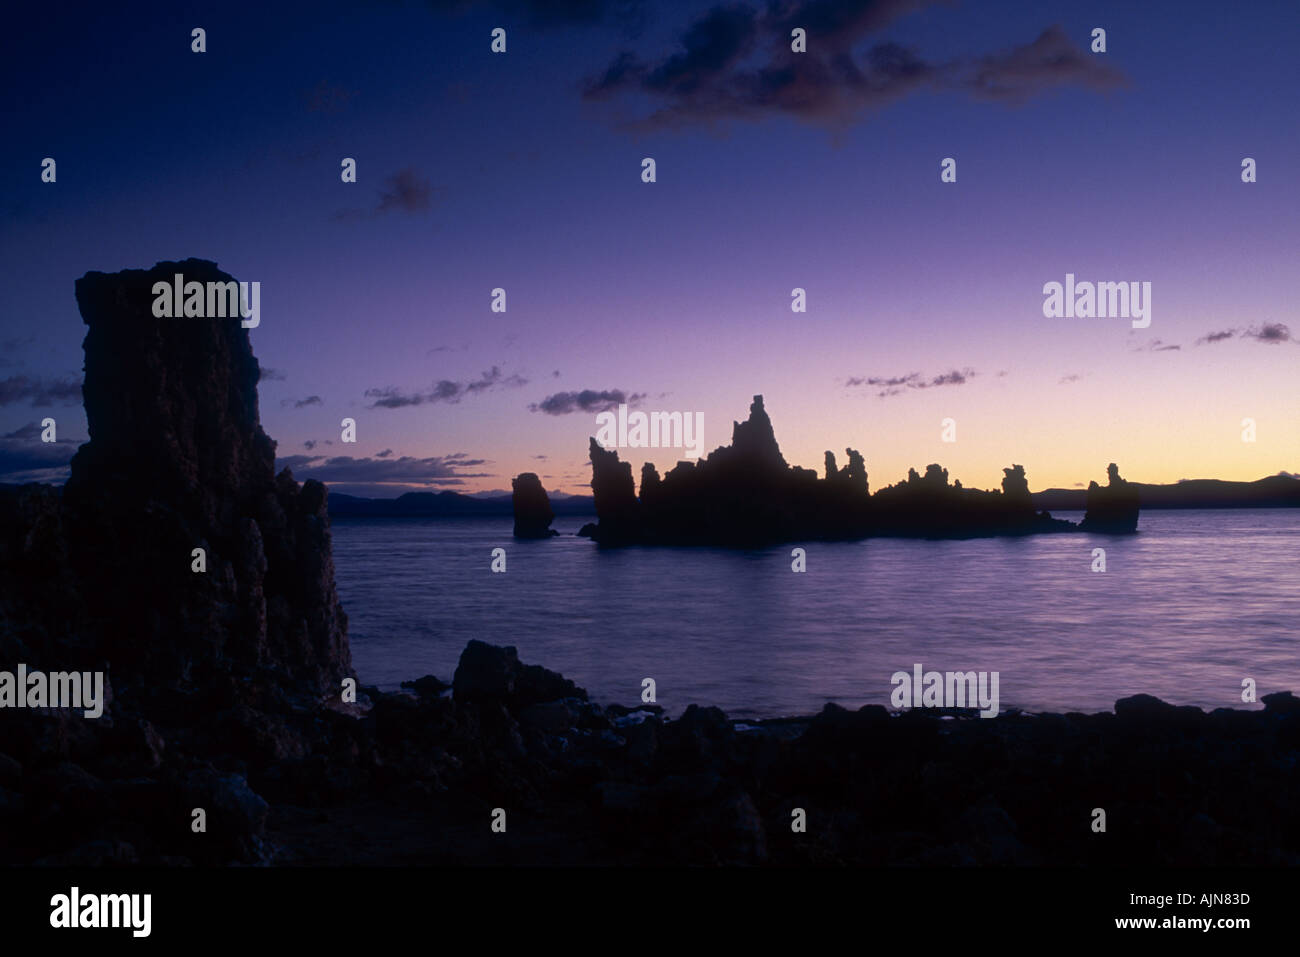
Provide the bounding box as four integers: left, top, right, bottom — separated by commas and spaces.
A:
332, 510, 1300, 719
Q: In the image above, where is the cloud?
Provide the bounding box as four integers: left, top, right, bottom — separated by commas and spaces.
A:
365, 366, 527, 409
1131, 338, 1181, 352
0, 375, 81, 407
845, 367, 976, 398
959, 25, 1126, 104
528, 388, 647, 415
377, 167, 436, 214
334, 167, 441, 221
281, 395, 323, 409
0, 422, 80, 483
258, 366, 287, 382
303, 440, 317, 450
1196, 324, 1295, 346
584, 4, 1126, 130
377, 448, 393, 457
1245, 322, 1292, 344
275, 452, 491, 492
1058, 373, 1083, 384
1196, 329, 1236, 345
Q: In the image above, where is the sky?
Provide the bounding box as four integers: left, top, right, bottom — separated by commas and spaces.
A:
2, 0, 1298, 497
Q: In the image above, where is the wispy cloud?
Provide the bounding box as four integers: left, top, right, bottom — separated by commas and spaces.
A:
0, 421, 80, 483
1131, 338, 1181, 352
334, 167, 442, 222
275, 452, 490, 490
584, 3, 1126, 131
1246, 322, 1293, 344
1196, 323, 1294, 346
365, 366, 527, 409
1197, 329, 1237, 345
845, 367, 977, 398
528, 388, 647, 415
0, 375, 81, 407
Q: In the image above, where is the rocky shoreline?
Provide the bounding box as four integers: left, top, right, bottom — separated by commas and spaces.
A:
0, 260, 1292, 868
4, 635, 1298, 866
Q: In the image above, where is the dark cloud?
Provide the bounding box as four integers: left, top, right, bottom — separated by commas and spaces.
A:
0, 422, 80, 483
1058, 373, 1083, 384
335, 167, 441, 221
0, 375, 81, 408
377, 167, 436, 214
303, 440, 317, 450
585, 5, 1125, 129
1196, 325, 1295, 346
376, 448, 393, 457
258, 366, 287, 382
365, 366, 527, 409
846, 367, 976, 398
1245, 322, 1292, 344
274, 452, 490, 492
960, 25, 1126, 104
281, 395, 323, 409
528, 389, 647, 415
1196, 329, 1236, 345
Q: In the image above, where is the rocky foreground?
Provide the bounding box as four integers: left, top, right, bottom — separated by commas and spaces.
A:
2, 637, 1299, 866
0, 260, 1292, 867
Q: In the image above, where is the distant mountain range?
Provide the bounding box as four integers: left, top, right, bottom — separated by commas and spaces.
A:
1032, 473, 1300, 511
328, 473, 1300, 519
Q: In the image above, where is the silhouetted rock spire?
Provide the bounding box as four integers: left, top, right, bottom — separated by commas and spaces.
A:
53, 259, 350, 704
512, 472, 558, 539
1081, 463, 1140, 532
580, 394, 1138, 544
728, 395, 787, 472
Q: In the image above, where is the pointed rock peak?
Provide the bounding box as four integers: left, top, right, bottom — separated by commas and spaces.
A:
730, 394, 786, 468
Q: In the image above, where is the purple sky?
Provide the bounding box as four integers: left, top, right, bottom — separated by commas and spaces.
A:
2, 0, 1297, 496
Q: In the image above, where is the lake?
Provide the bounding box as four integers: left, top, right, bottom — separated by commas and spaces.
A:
332, 509, 1300, 719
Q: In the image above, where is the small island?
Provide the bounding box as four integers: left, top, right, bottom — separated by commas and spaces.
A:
562, 395, 1138, 546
